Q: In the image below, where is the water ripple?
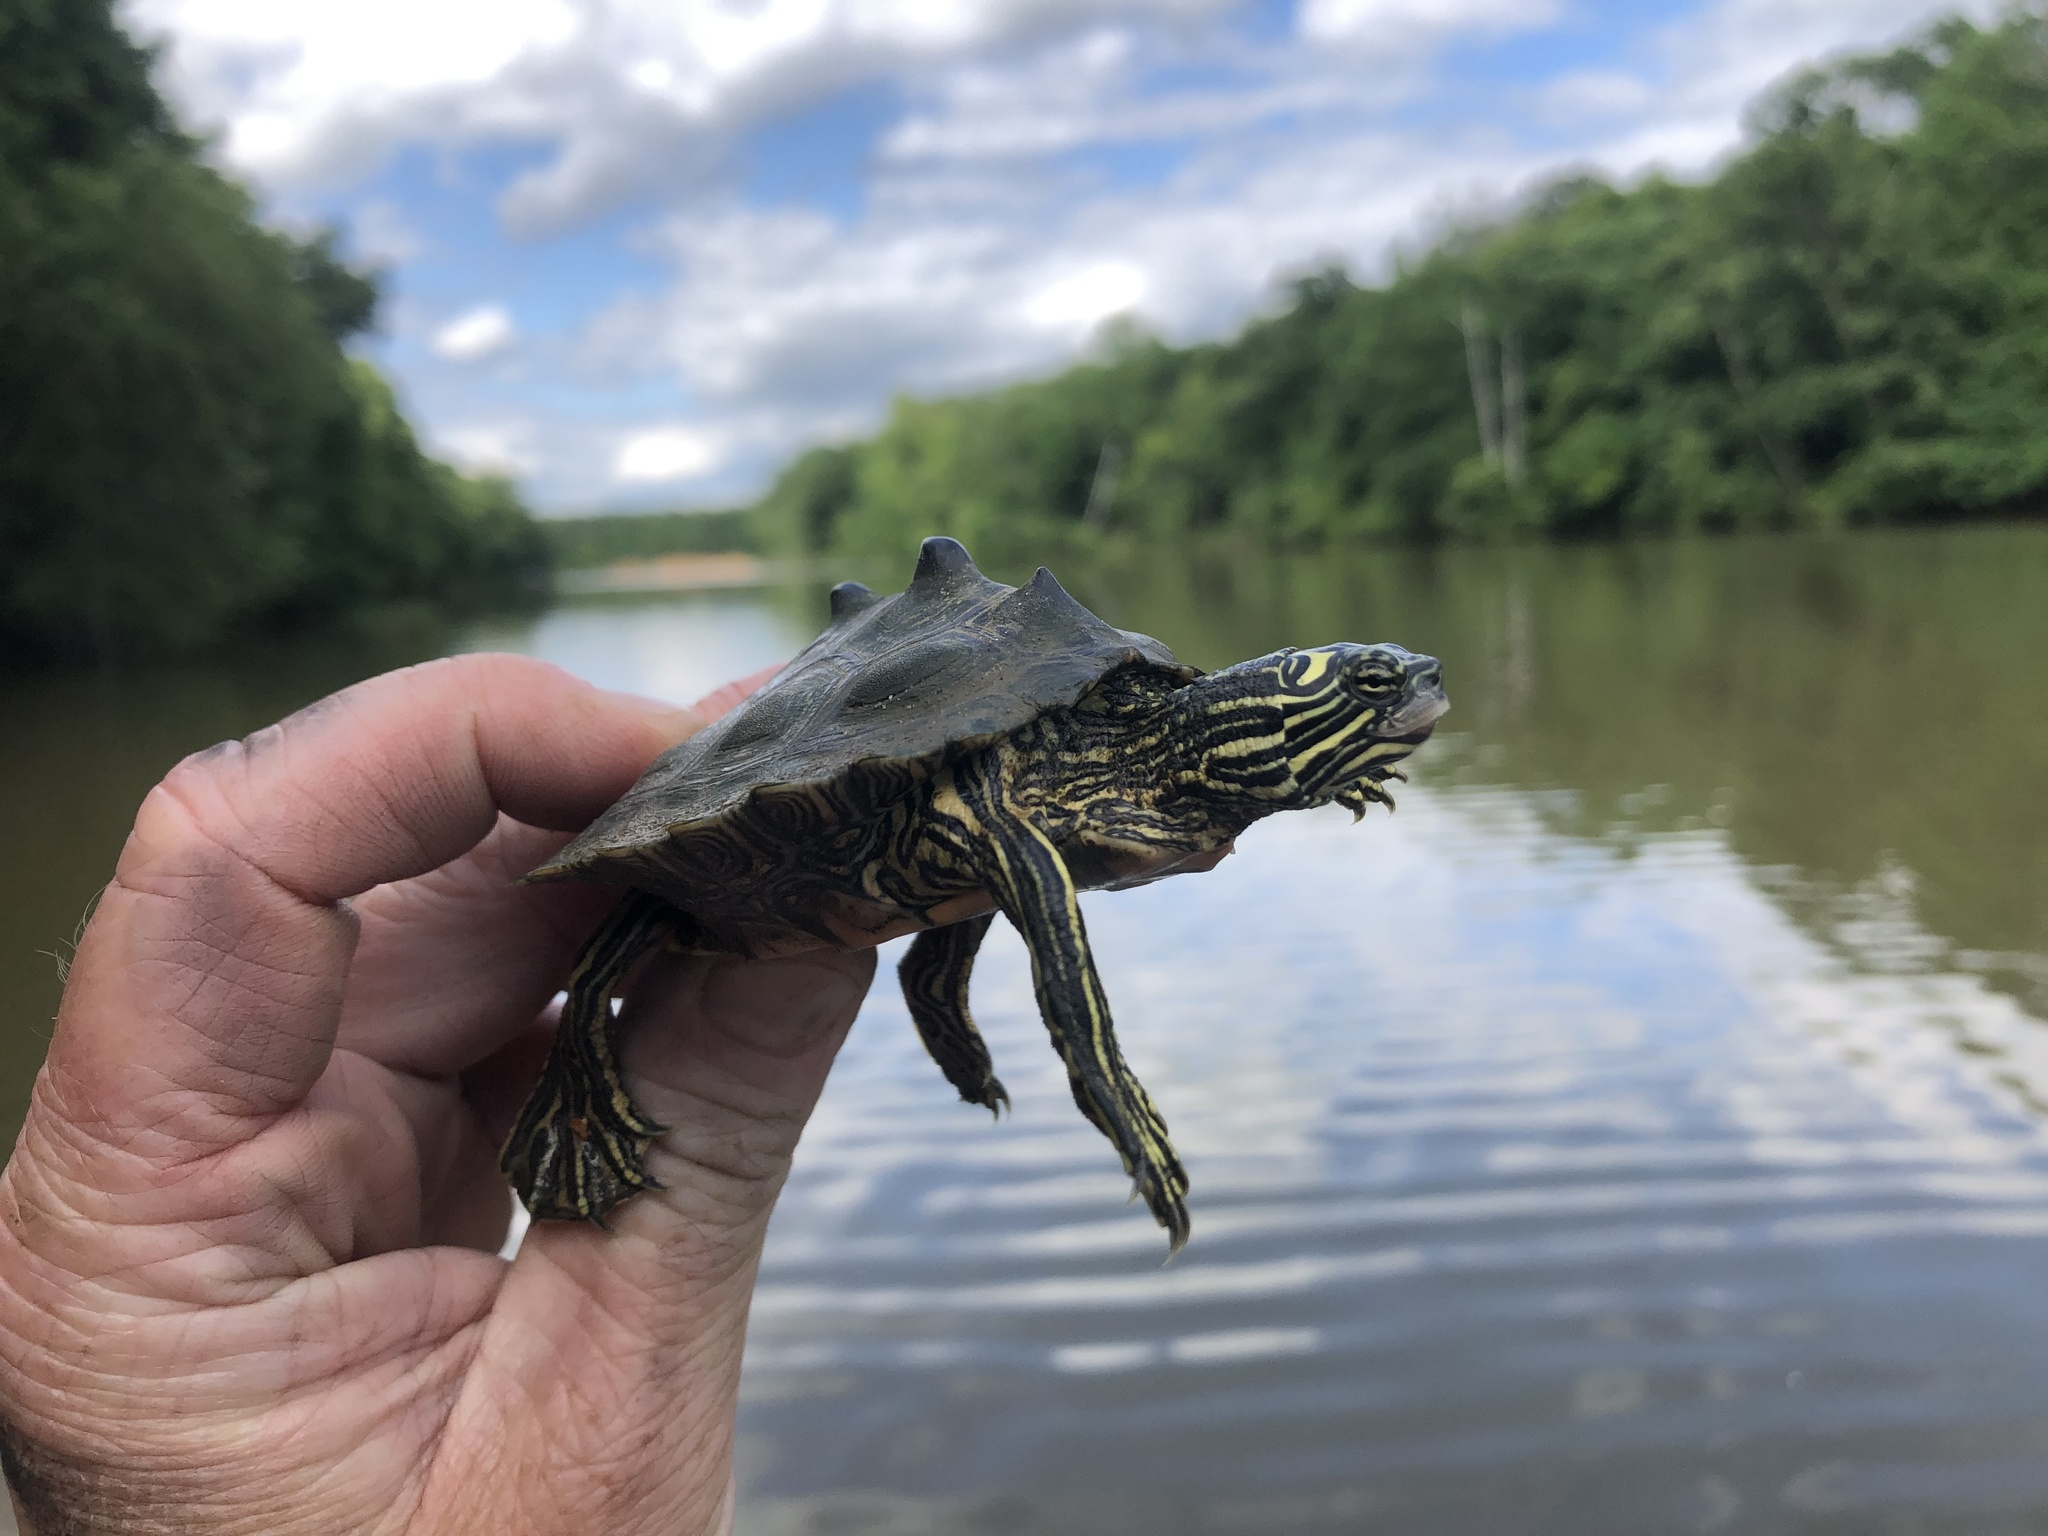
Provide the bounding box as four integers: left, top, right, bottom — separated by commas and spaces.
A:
736, 791, 2048, 1532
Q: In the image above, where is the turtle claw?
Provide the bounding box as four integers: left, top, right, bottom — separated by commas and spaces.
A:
970, 1078, 1012, 1118
500, 891, 680, 1226
503, 1087, 665, 1224
1140, 1169, 1191, 1260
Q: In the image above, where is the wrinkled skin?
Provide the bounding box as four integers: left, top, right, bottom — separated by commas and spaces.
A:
0, 654, 875, 1536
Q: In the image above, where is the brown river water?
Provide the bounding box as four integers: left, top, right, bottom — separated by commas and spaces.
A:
4, 526, 2047, 1533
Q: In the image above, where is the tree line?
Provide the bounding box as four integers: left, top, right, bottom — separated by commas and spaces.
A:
0, 0, 549, 661
543, 509, 758, 569
752, 8, 2048, 567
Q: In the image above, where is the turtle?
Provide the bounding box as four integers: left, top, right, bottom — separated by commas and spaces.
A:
503, 536, 1448, 1252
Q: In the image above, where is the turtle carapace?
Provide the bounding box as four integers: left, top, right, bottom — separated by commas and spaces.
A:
503, 537, 1448, 1253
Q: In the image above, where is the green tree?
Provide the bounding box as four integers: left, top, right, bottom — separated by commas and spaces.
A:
0, 0, 548, 659
753, 7, 2048, 561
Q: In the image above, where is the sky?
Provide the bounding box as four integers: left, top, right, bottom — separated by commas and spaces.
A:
123, 0, 1991, 514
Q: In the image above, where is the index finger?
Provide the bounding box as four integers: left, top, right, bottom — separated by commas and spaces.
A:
335, 660, 791, 1078
37, 654, 700, 1163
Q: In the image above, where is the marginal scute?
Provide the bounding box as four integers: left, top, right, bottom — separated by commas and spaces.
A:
533, 539, 1197, 876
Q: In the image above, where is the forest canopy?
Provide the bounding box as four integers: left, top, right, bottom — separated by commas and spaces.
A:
0, 0, 549, 660
753, 8, 2048, 567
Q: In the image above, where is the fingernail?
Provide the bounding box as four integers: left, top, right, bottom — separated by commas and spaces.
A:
689, 664, 785, 726
597, 688, 706, 744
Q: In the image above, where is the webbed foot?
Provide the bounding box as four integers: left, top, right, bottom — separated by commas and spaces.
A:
500, 892, 676, 1224
901, 915, 1011, 1115
503, 1075, 665, 1222
1065, 1069, 1190, 1255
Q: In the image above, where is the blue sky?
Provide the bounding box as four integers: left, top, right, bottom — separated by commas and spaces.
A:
126, 0, 1988, 513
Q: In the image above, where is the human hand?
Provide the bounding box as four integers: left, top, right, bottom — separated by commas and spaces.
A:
0, 654, 875, 1535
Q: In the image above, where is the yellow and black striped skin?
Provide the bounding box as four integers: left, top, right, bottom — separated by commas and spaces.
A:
499, 891, 675, 1225
900, 914, 1004, 1112
502, 641, 1446, 1252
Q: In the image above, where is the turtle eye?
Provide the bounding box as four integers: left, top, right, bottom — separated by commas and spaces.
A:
1350, 660, 1402, 698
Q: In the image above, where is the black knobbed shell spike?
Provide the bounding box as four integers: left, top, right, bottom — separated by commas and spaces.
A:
913, 536, 979, 584
1019, 564, 1092, 619
829, 581, 879, 621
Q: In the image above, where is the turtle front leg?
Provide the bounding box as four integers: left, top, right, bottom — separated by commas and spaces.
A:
948, 763, 1192, 1254
501, 891, 677, 1223
900, 915, 1008, 1114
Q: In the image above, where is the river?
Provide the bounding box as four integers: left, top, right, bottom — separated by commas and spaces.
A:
5, 526, 2047, 1533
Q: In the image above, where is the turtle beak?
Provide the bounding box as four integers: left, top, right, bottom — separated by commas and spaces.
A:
1382, 659, 1449, 739
1384, 689, 1448, 739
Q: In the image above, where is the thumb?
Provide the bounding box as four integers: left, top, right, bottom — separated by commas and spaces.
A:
429, 946, 873, 1532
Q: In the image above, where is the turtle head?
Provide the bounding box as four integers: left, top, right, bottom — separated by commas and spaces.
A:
1186, 642, 1448, 816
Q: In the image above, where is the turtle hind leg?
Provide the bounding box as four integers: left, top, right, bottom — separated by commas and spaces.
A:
948, 765, 1192, 1255
1059, 1037, 1190, 1252
501, 891, 679, 1224
900, 915, 1008, 1114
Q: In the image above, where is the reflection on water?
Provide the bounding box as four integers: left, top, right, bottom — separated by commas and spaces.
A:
735, 801, 2048, 1534
4, 527, 2048, 1533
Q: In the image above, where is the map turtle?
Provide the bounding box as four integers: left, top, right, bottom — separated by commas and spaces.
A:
504, 536, 1448, 1251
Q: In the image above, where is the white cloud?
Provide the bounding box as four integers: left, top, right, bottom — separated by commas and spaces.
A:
1025, 261, 1147, 329
129, 0, 579, 183
126, 0, 2008, 506
1299, 0, 1561, 47
878, 24, 1370, 165
436, 421, 541, 475
614, 425, 723, 483
431, 304, 518, 361
545, 0, 1991, 507
128, 0, 1245, 228
563, 112, 1546, 502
